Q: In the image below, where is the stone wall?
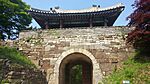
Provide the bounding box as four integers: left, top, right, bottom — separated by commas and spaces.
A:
0, 59, 47, 84
1, 26, 135, 84
17, 26, 134, 84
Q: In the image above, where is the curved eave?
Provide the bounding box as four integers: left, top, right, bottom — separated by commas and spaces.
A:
27, 3, 125, 14
28, 6, 125, 15
28, 7, 124, 17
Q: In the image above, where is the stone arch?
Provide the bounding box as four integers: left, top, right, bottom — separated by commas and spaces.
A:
53, 48, 103, 84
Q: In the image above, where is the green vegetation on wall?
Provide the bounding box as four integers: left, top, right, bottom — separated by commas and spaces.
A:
103, 51, 150, 84
0, 46, 35, 68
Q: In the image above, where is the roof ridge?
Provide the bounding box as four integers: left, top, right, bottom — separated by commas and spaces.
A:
29, 3, 125, 13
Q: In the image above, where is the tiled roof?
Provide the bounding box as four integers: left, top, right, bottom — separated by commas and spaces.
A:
29, 3, 124, 14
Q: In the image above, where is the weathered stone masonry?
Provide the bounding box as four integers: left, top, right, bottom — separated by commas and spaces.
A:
9, 26, 134, 84
0, 59, 47, 84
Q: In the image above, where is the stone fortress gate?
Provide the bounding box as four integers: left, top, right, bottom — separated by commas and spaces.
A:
18, 26, 133, 84
15, 3, 134, 84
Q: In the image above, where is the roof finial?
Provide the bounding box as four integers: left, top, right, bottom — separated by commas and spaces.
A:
92, 5, 97, 7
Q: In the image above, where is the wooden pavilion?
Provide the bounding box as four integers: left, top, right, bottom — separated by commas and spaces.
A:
28, 3, 125, 28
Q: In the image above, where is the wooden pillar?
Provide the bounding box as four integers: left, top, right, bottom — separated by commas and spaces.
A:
82, 63, 91, 84
60, 19, 63, 28
45, 22, 49, 29
89, 15, 93, 28
104, 21, 107, 26
90, 18, 93, 28
69, 65, 72, 84
104, 18, 108, 26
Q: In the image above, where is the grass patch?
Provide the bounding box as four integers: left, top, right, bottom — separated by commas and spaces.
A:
0, 46, 36, 68
103, 51, 150, 84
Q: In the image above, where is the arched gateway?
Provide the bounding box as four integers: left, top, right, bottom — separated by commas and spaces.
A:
54, 48, 103, 84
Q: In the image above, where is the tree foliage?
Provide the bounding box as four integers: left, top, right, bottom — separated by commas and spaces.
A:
0, 0, 32, 40
71, 65, 82, 84
127, 0, 150, 51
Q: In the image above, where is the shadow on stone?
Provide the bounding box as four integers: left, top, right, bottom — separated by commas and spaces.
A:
133, 49, 150, 63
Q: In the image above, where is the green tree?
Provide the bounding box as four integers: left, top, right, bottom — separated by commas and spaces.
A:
0, 0, 32, 40
71, 65, 82, 84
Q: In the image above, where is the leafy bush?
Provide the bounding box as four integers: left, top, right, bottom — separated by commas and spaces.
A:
0, 46, 35, 68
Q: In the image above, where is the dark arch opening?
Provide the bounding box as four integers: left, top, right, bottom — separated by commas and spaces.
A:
59, 53, 93, 84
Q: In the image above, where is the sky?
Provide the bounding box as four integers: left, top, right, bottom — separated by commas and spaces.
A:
23, 0, 135, 28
